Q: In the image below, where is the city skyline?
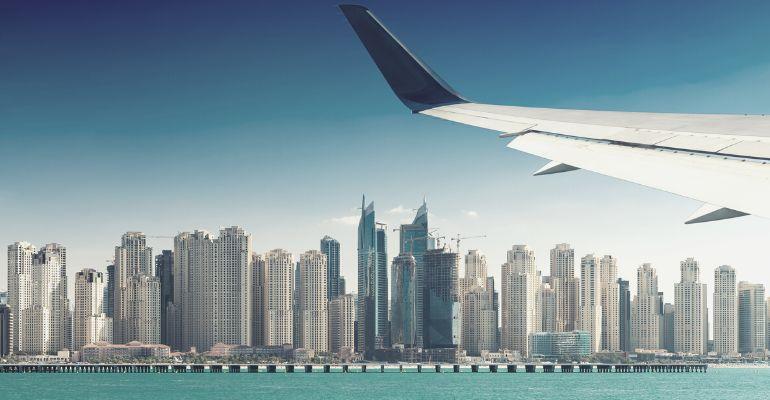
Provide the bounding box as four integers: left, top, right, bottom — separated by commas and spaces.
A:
4, 2, 770, 318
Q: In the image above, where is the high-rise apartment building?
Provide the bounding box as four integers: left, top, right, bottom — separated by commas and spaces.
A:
7, 242, 69, 354
550, 244, 579, 332
618, 278, 631, 352
579, 254, 602, 353
114, 232, 159, 344
599, 255, 619, 351
251, 253, 265, 347
541, 283, 556, 334
297, 250, 328, 352
674, 258, 707, 354
662, 303, 675, 352
329, 293, 356, 354
357, 197, 389, 358
423, 247, 460, 349
264, 249, 294, 346
320, 236, 341, 301
713, 265, 738, 356
461, 285, 497, 356
73, 268, 111, 350
738, 282, 766, 355
501, 245, 541, 357
155, 250, 174, 346
632, 263, 662, 350
105, 264, 115, 318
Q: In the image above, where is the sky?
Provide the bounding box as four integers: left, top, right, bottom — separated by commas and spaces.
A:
2, 0, 770, 314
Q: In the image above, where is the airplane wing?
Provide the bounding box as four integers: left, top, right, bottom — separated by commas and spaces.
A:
339, 4, 770, 224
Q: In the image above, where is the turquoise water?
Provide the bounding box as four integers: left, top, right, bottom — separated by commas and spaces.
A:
0, 368, 766, 399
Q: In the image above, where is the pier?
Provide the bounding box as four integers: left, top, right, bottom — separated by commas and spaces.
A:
0, 363, 707, 374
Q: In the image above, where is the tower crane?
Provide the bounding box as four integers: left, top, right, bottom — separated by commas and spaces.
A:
451, 234, 486, 256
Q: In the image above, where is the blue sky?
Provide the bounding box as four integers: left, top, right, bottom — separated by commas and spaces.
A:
2, 0, 770, 306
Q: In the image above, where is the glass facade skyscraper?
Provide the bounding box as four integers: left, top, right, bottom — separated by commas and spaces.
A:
320, 236, 341, 300
399, 199, 430, 348
618, 278, 631, 352
357, 196, 388, 359
390, 254, 416, 347
423, 247, 459, 349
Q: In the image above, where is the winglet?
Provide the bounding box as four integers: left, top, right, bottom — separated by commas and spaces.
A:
685, 204, 749, 224
339, 4, 468, 112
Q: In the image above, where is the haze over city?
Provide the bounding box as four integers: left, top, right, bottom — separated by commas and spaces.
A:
3, 0, 770, 313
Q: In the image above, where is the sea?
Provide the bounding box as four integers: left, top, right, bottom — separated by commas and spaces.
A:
0, 366, 766, 399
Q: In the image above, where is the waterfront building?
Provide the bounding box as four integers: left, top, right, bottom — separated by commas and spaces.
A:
7, 242, 69, 354
0, 304, 11, 356
599, 255, 619, 351
464, 249, 487, 288
461, 285, 497, 356
173, 230, 212, 351
114, 232, 159, 344
171, 228, 252, 352
264, 249, 294, 346
713, 265, 738, 356
155, 250, 174, 346
501, 245, 541, 357
391, 254, 416, 347
738, 281, 766, 355
73, 268, 112, 350
579, 254, 602, 353
662, 303, 675, 352
320, 236, 341, 300
297, 250, 328, 352
541, 282, 556, 333
674, 258, 708, 354
397, 199, 430, 348
530, 331, 591, 359
105, 264, 115, 318
251, 253, 265, 346
423, 247, 460, 349
329, 293, 356, 355
81, 341, 170, 362
631, 263, 662, 350
357, 196, 389, 358
550, 244, 579, 332
618, 278, 631, 352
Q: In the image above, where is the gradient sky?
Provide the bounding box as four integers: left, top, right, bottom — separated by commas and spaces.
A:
3, 0, 770, 313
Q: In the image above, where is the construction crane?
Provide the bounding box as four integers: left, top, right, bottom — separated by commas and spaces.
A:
451, 234, 486, 256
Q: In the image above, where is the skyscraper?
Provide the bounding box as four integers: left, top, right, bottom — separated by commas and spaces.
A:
155, 250, 174, 346
173, 230, 212, 351
423, 247, 460, 349
501, 245, 540, 357
662, 303, 675, 352
105, 264, 115, 318
7, 242, 69, 354
674, 258, 707, 354
632, 263, 662, 350
297, 250, 328, 352
460, 249, 497, 356
251, 253, 265, 347
713, 265, 738, 356
73, 268, 111, 350
329, 293, 356, 354
264, 249, 294, 346
357, 196, 389, 358
398, 199, 429, 348
579, 254, 602, 353
738, 281, 766, 355
599, 255, 619, 352
213, 227, 253, 348
550, 244, 579, 332
320, 236, 341, 300
618, 278, 631, 352
114, 232, 159, 344
0, 304, 12, 356
390, 254, 416, 347
541, 283, 556, 334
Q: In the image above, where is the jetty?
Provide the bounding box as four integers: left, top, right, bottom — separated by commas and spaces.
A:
0, 363, 707, 374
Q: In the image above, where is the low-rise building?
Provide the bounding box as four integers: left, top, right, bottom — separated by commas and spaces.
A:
530, 331, 591, 360
80, 341, 170, 362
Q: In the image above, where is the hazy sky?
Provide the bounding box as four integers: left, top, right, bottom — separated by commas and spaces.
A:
3, 0, 770, 312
